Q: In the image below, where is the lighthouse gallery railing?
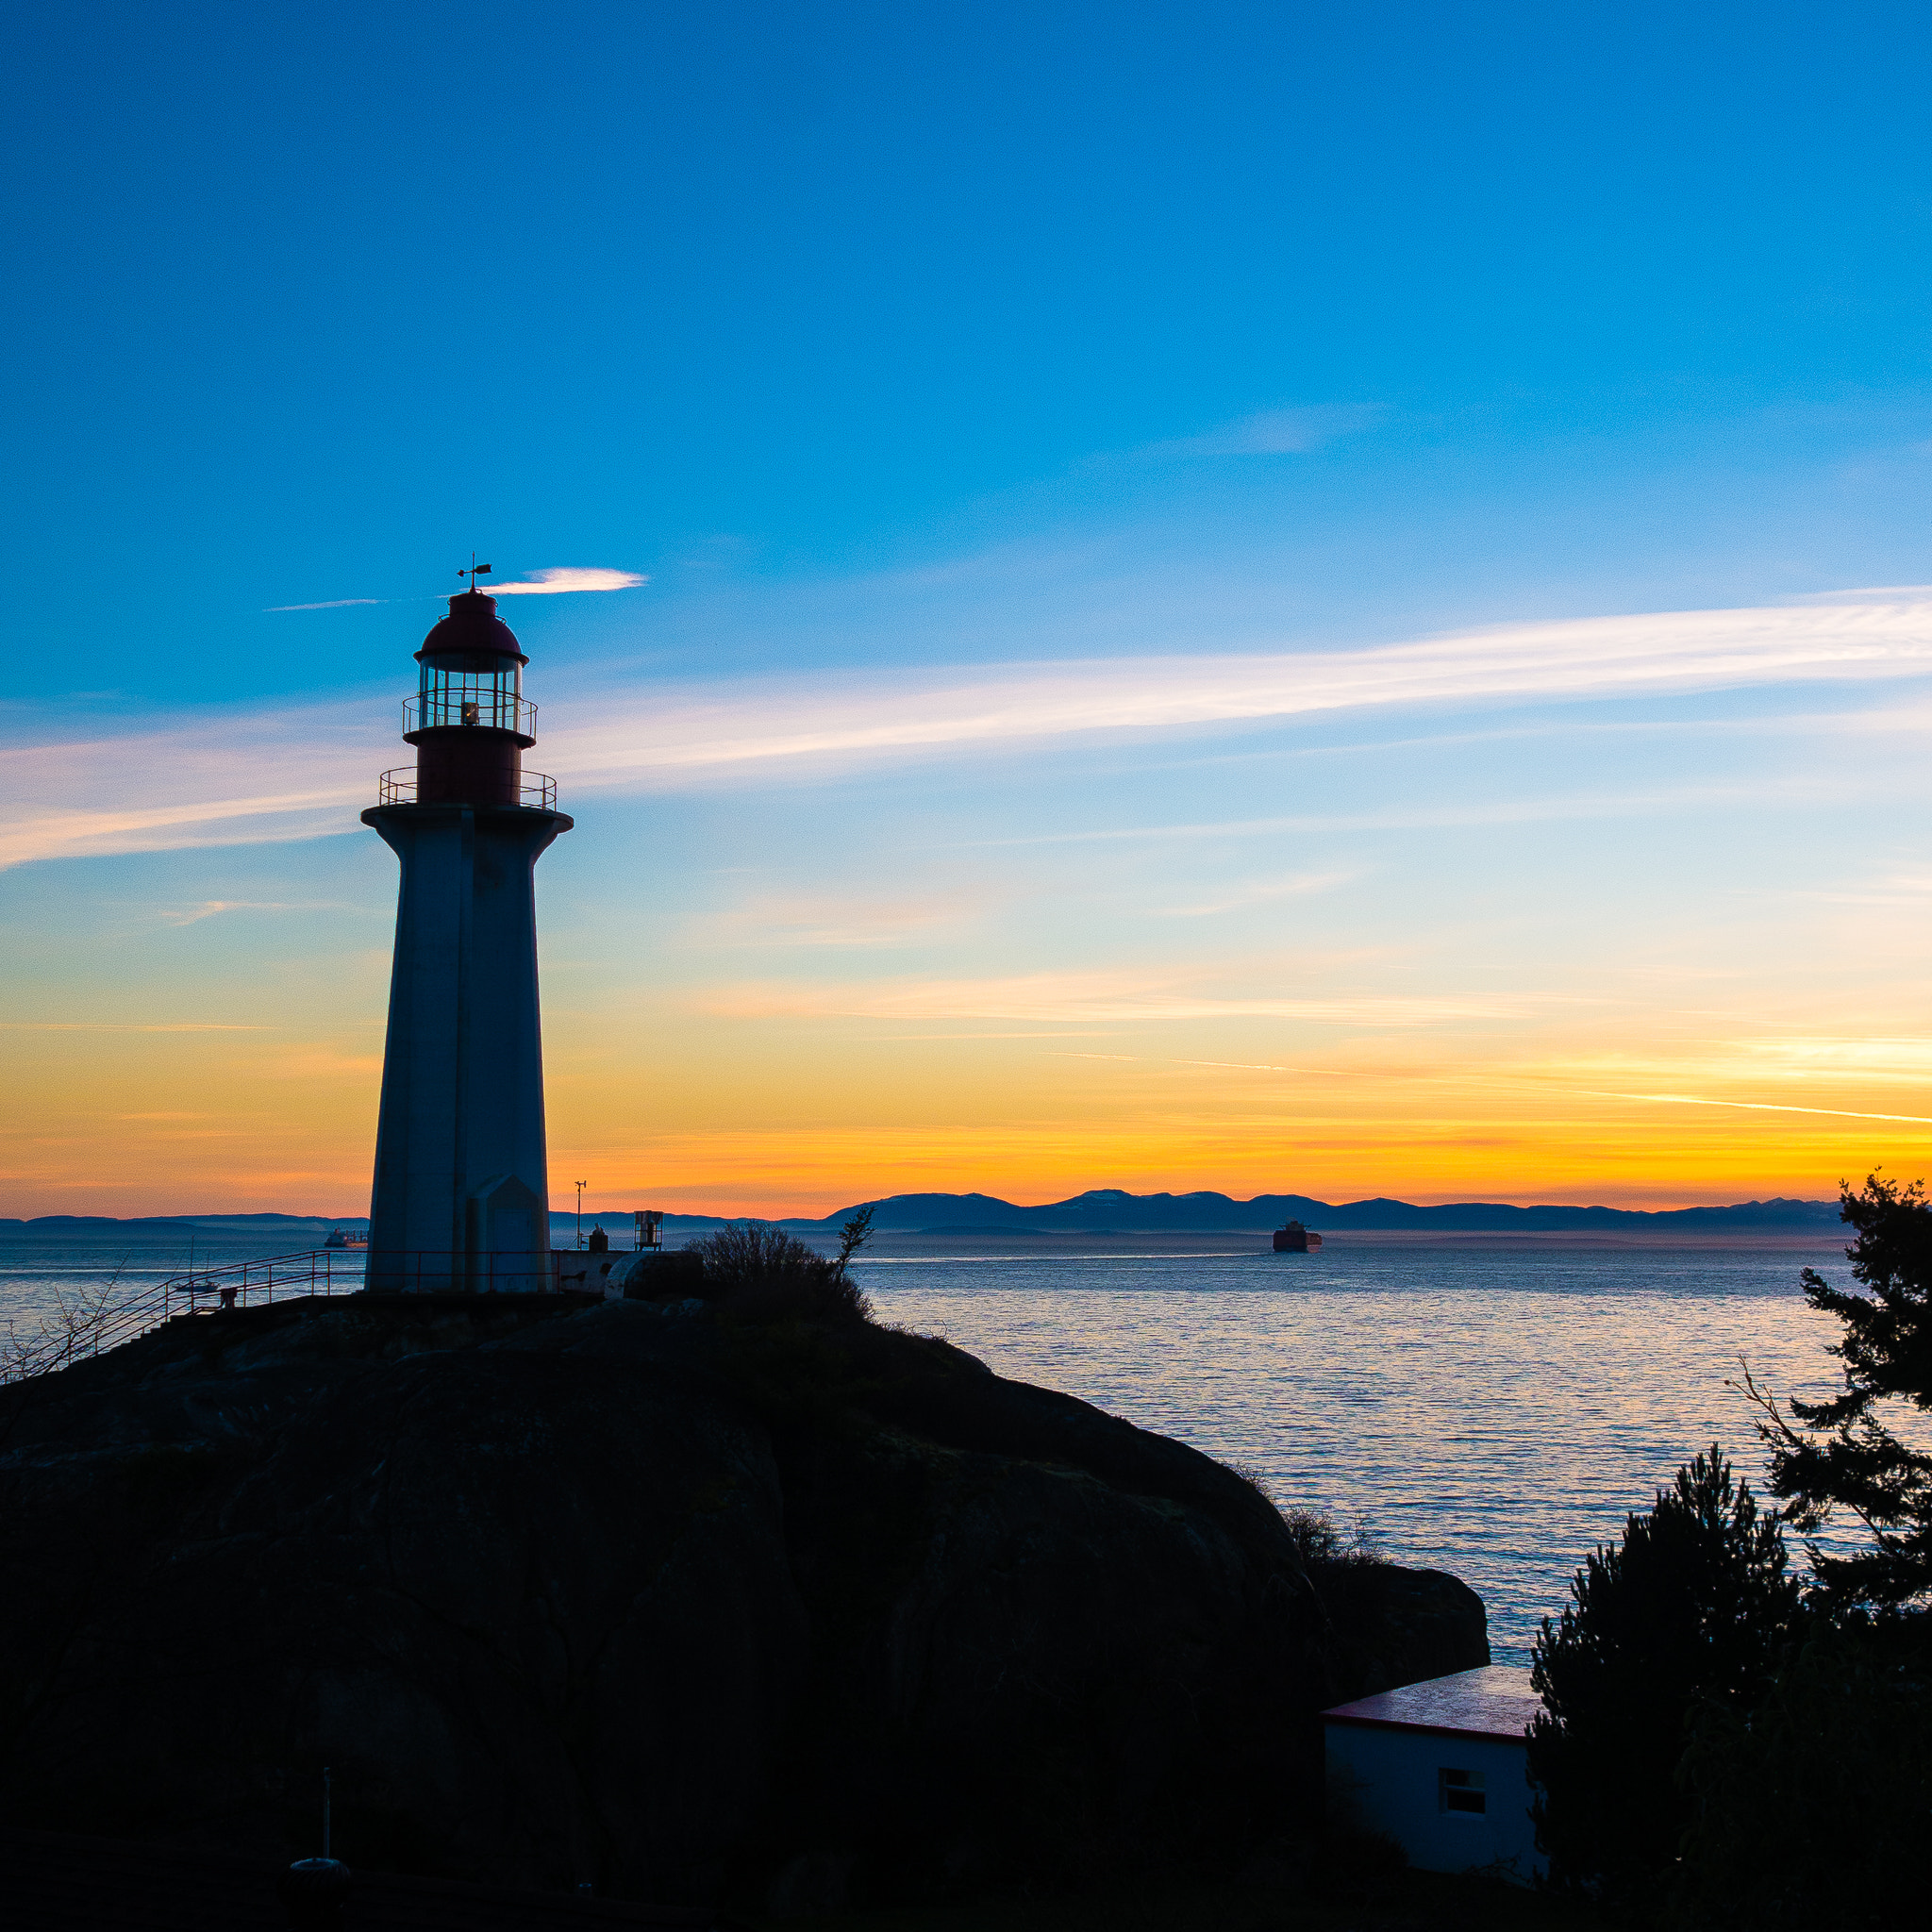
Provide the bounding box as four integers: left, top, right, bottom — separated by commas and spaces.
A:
377, 769, 557, 809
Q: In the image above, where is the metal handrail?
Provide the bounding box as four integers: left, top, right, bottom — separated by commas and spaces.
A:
377, 770, 558, 809
403, 691, 538, 736
1, 1247, 368, 1381
2, 1245, 580, 1382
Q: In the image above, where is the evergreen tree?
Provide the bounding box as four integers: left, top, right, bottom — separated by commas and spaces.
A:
1527, 1446, 1797, 1898
1743, 1173, 1932, 1608
1675, 1620, 1932, 1930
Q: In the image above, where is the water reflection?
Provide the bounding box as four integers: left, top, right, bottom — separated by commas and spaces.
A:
852, 1233, 1852, 1663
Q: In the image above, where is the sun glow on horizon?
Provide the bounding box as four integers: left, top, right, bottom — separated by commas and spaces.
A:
8, 578, 1932, 1223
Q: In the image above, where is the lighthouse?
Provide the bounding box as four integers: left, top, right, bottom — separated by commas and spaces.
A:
362, 581, 572, 1291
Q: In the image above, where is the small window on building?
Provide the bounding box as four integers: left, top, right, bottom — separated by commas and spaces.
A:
1440, 1768, 1486, 1815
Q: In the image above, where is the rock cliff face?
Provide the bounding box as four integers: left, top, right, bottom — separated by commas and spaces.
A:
0, 1295, 1485, 1910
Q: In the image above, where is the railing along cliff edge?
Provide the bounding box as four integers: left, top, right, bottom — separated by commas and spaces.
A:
3, 1247, 572, 1382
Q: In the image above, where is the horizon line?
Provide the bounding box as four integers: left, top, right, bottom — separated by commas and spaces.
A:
1, 1185, 1848, 1225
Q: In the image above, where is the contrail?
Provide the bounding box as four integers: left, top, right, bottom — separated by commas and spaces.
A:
1574, 1091, 1932, 1126
1051, 1053, 1932, 1125
1050, 1051, 1363, 1076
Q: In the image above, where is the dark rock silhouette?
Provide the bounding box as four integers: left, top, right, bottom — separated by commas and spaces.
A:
0, 1294, 1485, 1911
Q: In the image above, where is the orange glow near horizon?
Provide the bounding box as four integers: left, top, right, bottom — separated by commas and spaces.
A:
9, 586, 1932, 1224
8, 991, 1927, 1220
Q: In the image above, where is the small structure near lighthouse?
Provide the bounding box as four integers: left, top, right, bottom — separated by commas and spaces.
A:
363, 576, 572, 1291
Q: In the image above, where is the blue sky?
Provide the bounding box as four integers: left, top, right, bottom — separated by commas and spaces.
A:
7, 4, 1932, 1214
12, 1, 1932, 690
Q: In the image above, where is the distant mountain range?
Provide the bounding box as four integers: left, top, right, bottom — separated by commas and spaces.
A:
1, 1191, 1845, 1238
779, 1189, 1845, 1233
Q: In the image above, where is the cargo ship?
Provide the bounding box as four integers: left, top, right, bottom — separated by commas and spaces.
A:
1272, 1220, 1323, 1253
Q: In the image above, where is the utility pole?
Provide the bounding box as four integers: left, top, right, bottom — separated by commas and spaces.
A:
575, 1179, 587, 1249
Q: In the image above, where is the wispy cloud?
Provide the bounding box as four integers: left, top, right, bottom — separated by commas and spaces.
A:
0, 775, 372, 870
9, 591, 1932, 869
491, 567, 648, 595
156, 899, 358, 926
0, 1022, 267, 1032
684, 891, 981, 949
543, 593, 1932, 790
1158, 871, 1357, 917
1051, 1050, 1366, 1076
702, 969, 1540, 1025
1787, 584, 1932, 601
1042, 1049, 1932, 1127
1575, 1089, 1932, 1126
259, 1047, 382, 1078
264, 567, 648, 608
1141, 404, 1387, 458
962, 784, 1802, 847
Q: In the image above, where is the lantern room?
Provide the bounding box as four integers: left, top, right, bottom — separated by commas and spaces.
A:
394, 588, 541, 808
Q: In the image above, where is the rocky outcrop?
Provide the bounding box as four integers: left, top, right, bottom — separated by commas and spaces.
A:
0, 1294, 1485, 1911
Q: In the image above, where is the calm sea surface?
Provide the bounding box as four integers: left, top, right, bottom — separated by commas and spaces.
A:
2, 1224, 1859, 1665
846, 1231, 1857, 1664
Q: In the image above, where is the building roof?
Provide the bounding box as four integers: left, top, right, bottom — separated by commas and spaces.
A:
4, 1827, 742, 1930
1321, 1665, 1541, 1742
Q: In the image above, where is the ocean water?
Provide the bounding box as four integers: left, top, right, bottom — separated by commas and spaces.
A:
2, 1224, 1863, 1664
0, 1223, 350, 1324
843, 1230, 1859, 1664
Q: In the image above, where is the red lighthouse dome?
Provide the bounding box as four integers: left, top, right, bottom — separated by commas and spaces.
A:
417, 586, 527, 667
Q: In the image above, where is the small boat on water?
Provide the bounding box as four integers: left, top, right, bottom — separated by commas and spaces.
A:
324, 1227, 369, 1250
1272, 1220, 1323, 1253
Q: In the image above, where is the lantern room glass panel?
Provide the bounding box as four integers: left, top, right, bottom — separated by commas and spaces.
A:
404, 658, 536, 737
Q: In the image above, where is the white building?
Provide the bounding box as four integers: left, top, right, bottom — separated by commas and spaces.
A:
1322, 1665, 1545, 1882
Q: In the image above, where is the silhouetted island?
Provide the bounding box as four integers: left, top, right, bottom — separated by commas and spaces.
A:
0, 1189, 1840, 1241
775, 1189, 1839, 1235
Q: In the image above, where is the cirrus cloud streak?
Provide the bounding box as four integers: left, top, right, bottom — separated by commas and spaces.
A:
8, 593, 1932, 869
550, 595, 1932, 785
491, 567, 648, 595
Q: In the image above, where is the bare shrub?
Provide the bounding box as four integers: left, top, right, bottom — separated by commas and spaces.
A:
1228, 1462, 1382, 1569
688, 1210, 874, 1325
1278, 1507, 1381, 1568
2, 1261, 131, 1385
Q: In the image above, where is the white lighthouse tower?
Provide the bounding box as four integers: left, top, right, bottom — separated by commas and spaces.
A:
362, 579, 572, 1291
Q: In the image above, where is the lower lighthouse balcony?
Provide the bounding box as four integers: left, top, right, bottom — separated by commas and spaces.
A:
378, 767, 558, 810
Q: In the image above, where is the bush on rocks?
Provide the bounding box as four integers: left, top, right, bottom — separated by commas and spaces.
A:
686, 1206, 875, 1325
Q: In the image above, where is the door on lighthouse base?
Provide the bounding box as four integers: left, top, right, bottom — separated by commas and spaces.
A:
465, 1173, 551, 1292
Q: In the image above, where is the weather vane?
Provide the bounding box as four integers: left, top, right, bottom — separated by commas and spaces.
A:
458, 553, 492, 591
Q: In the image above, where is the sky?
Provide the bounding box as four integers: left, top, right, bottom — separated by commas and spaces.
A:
6, 2, 1932, 1217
